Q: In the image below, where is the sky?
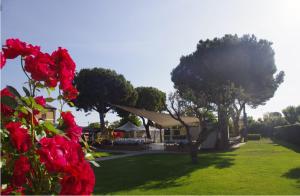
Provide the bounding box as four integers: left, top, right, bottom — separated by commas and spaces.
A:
1, 0, 300, 126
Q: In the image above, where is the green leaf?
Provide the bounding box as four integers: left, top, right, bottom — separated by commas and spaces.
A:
43, 122, 62, 134
19, 106, 29, 114
68, 101, 75, 107
22, 87, 31, 97
46, 88, 51, 96
1, 96, 18, 109
45, 97, 55, 102
6, 86, 21, 98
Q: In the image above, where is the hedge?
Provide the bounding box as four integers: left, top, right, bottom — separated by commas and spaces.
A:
247, 134, 261, 140
273, 124, 300, 146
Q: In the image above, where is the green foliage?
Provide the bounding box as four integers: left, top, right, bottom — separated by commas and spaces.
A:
247, 134, 261, 140
74, 67, 138, 113
88, 122, 101, 129
171, 34, 284, 108
282, 105, 300, 124
274, 124, 300, 146
263, 112, 287, 128
135, 87, 166, 112
73, 67, 138, 130
119, 114, 142, 127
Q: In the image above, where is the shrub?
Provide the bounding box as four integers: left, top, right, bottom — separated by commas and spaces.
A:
247, 134, 261, 140
273, 124, 300, 146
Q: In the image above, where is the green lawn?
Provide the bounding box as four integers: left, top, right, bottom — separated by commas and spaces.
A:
93, 139, 300, 195
92, 151, 123, 158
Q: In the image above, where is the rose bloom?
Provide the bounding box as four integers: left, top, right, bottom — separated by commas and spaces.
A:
63, 85, 78, 100
60, 161, 95, 195
5, 122, 32, 153
61, 111, 76, 128
12, 155, 31, 187
61, 111, 82, 142
66, 125, 82, 142
34, 96, 46, 107
3, 38, 40, 59
24, 52, 56, 82
51, 47, 76, 91
38, 135, 84, 173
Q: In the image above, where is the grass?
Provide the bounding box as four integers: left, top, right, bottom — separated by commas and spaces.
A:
93, 139, 300, 195
92, 151, 123, 158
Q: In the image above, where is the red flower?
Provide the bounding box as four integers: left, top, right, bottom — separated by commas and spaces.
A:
38, 135, 84, 173
0, 88, 15, 117
60, 161, 95, 195
61, 111, 82, 142
12, 155, 31, 187
34, 96, 46, 107
3, 38, 40, 59
1, 51, 6, 69
61, 112, 76, 128
24, 52, 57, 82
63, 85, 78, 100
5, 122, 32, 153
66, 125, 82, 142
51, 47, 76, 91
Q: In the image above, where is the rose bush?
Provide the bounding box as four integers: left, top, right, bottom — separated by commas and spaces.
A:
0, 38, 96, 195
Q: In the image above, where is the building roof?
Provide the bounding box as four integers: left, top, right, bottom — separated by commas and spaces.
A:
113, 105, 199, 128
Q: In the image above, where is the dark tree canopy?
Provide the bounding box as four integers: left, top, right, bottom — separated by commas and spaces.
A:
74, 68, 137, 113
73, 67, 137, 131
171, 34, 284, 148
171, 34, 284, 106
135, 87, 166, 112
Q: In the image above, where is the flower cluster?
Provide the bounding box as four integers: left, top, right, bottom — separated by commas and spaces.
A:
1, 38, 95, 195
1, 38, 78, 100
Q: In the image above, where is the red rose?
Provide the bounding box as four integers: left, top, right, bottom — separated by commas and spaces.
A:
61, 111, 82, 142
45, 77, 58, 88
63, 85, 78, 100
60, 161, 95, 195
38, 135, 84, 173
61, 112, 76, 128
24, 52, 56, 82
1, 51, 6, 69
34, 96, 46, 107
1, 88, 15, 117
12, 155, 31, 187
5, 122, 32, 153
51, 47, 76, 91
1, 185, 24, 195
3, 38, 40, 59
66, 125, 82, 142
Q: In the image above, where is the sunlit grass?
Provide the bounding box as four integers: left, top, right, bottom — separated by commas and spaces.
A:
93, 139, 300, 195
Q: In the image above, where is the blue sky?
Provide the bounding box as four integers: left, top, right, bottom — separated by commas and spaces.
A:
1, 0, 300, 126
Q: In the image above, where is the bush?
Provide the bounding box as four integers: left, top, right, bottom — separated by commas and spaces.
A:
247, 134, 261, 140
273, 124, 300, 146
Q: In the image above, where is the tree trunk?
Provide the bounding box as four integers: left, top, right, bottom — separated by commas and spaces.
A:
218, 105, 229, 149
233, 117, 240, 136
141, 117, 151, 139
98, 111, 106, 133
243, 105, 248, 142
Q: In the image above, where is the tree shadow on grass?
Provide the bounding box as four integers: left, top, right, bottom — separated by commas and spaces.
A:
93, 152, 235, 194
282, 167, 300, 188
